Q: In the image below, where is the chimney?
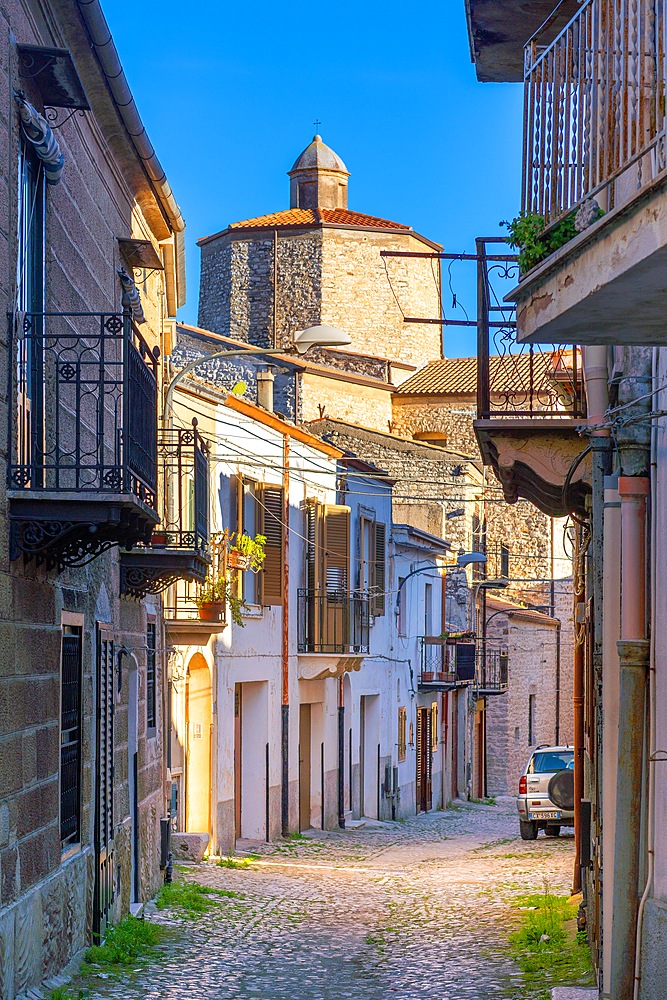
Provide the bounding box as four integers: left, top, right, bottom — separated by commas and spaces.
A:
256, 368, 275, 412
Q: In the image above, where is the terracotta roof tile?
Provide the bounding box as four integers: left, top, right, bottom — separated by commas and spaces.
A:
226, 207, 412, 232
394, 352, 576, 397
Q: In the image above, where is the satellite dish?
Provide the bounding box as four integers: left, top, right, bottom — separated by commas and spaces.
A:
231, 381, 247, 395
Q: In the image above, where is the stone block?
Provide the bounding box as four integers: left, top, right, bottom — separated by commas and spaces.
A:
0, 735, 24, 797
35, 726, 58, 784
13, 886, 43, 995
551, 991, 597, 999
170, 832, 210, 863
638, 897, 667, 1000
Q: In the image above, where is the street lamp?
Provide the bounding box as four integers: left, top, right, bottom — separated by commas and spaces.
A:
394, 551, 487, 614
164, 324, 352, 416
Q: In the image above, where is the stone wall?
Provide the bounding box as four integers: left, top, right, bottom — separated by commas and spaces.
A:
0, 6, 170, 996
300, 374, 394, 431
485, 614, 561, 795
198, 225, 443, 369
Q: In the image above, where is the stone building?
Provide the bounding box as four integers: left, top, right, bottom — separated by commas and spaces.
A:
483, 597, 563, 797
196, 134, 443, 423
392, 357, 575, 749
0, 4, 192, 996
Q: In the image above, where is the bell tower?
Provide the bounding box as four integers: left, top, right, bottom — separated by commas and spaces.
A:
288, 134, 350, 210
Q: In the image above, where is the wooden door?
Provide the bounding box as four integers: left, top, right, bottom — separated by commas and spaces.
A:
416, 707, 432, 814
94, 628, 115, 942
299, 704, 311, 830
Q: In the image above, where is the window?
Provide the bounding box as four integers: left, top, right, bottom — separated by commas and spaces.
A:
431, 702, 438, 753
424, 582, 433, 636
359, 517, 387, 616
398, 707, 407, 762
398, 577, 407, 636
60, 625, 82, 848
259, 485, 284, 605
304, 500, 350, 592
500, 543, 510, 579
236, 477, 262, 605
528, 694, 536, 746
16, 140, 45, 477
146, 621, 157, 731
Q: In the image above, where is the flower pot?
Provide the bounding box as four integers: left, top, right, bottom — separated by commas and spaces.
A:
198, 603, 224, 622
436, 672, 449, 682
421, 671, 435, 682
229, 551, 252, 571
152, 532, 168, 547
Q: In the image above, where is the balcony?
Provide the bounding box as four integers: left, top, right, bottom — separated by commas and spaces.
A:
120, 422, 210, 598
474, 650, 509, 696
473, 239, 591, 518
8, 310, 159, 569
513, 0, 667, 345
417, 636, 477, 689
297, 589, 369, 680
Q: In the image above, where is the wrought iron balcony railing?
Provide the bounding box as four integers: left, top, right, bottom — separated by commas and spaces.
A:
8, 309, 159, 568
297, 589, 370, 654
523, 0, 666, 224
418, 636, 477, 687
474, 649, 509, 695
475, 238, 586, 421
120, 421, 211, 597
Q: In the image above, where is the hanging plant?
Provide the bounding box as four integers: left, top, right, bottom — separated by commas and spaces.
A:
229, 532, 266, 572
501, 204, 603, 273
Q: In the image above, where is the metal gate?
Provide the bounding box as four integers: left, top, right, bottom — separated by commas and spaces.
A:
94, 627, 115, 942
416, 707, 432, 814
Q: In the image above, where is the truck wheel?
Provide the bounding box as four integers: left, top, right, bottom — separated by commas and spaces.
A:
545, 825, 561, 837
520, 820, 538, 840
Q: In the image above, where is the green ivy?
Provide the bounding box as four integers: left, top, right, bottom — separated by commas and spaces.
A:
501, 208, 597, 273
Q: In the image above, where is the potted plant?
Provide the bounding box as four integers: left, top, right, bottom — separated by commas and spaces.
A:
195, 575, 249, 625
421, 671, 435, 682
229, 532, 267, 571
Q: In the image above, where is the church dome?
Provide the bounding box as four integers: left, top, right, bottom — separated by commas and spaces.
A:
288, 134, 350, 210
289, 135, 349, 175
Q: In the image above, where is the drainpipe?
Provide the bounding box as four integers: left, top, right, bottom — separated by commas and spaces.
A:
610, 477, 649, 1000
281, 436, 290, 836
610, 347, 652, 1000
632, 347, 659, 1000
338, 676, 345, 829
577, 347, 611, 903
573, 527, 586, 894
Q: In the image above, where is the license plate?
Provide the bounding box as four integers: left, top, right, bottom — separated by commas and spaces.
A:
530, 811, 561, 820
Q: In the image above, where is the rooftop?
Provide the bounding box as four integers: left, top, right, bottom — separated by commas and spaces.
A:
394, 353, 573, 397
198, 207, 413, 245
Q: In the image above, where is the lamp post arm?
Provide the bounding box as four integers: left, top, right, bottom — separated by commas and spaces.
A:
394, 561, 459, 614
164, 346, 291, 417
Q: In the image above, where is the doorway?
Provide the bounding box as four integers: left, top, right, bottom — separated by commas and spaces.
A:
185, 654, 212, 834
299, 704, 311, 830
128, 659, 139, 905
416, 706, 432, 813
359, 695, 380, 819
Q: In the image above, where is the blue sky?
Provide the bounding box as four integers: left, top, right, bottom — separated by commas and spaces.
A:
105, 1, 524, 357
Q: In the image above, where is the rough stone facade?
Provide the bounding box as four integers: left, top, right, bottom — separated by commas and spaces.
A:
198, 226, 442, 369
485, 609, 562, 796
0, 6, 177, 997
391, 391, 575, 751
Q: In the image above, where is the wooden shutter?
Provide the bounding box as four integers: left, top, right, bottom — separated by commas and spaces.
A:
235, 473, 244, 533
323, 505, 350, 592
94, 627, 115, 942
372, 522, 386, 616
60, 627, 82, 847
260, 485, 284, 605
305, 499, 323, 591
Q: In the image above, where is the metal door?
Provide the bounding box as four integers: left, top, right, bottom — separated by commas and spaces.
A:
416, 707, 432, 813
94, 628, 115, 942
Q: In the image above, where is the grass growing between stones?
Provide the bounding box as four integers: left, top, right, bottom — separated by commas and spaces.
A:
216, 854, 255, 869
49, 990, 91, 1000
156, 879, 242, 916
507, 890, 594, 999
82, 916, 167, 972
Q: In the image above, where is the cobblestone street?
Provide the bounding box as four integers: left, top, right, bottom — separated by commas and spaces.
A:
74, 798, 575, 1000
